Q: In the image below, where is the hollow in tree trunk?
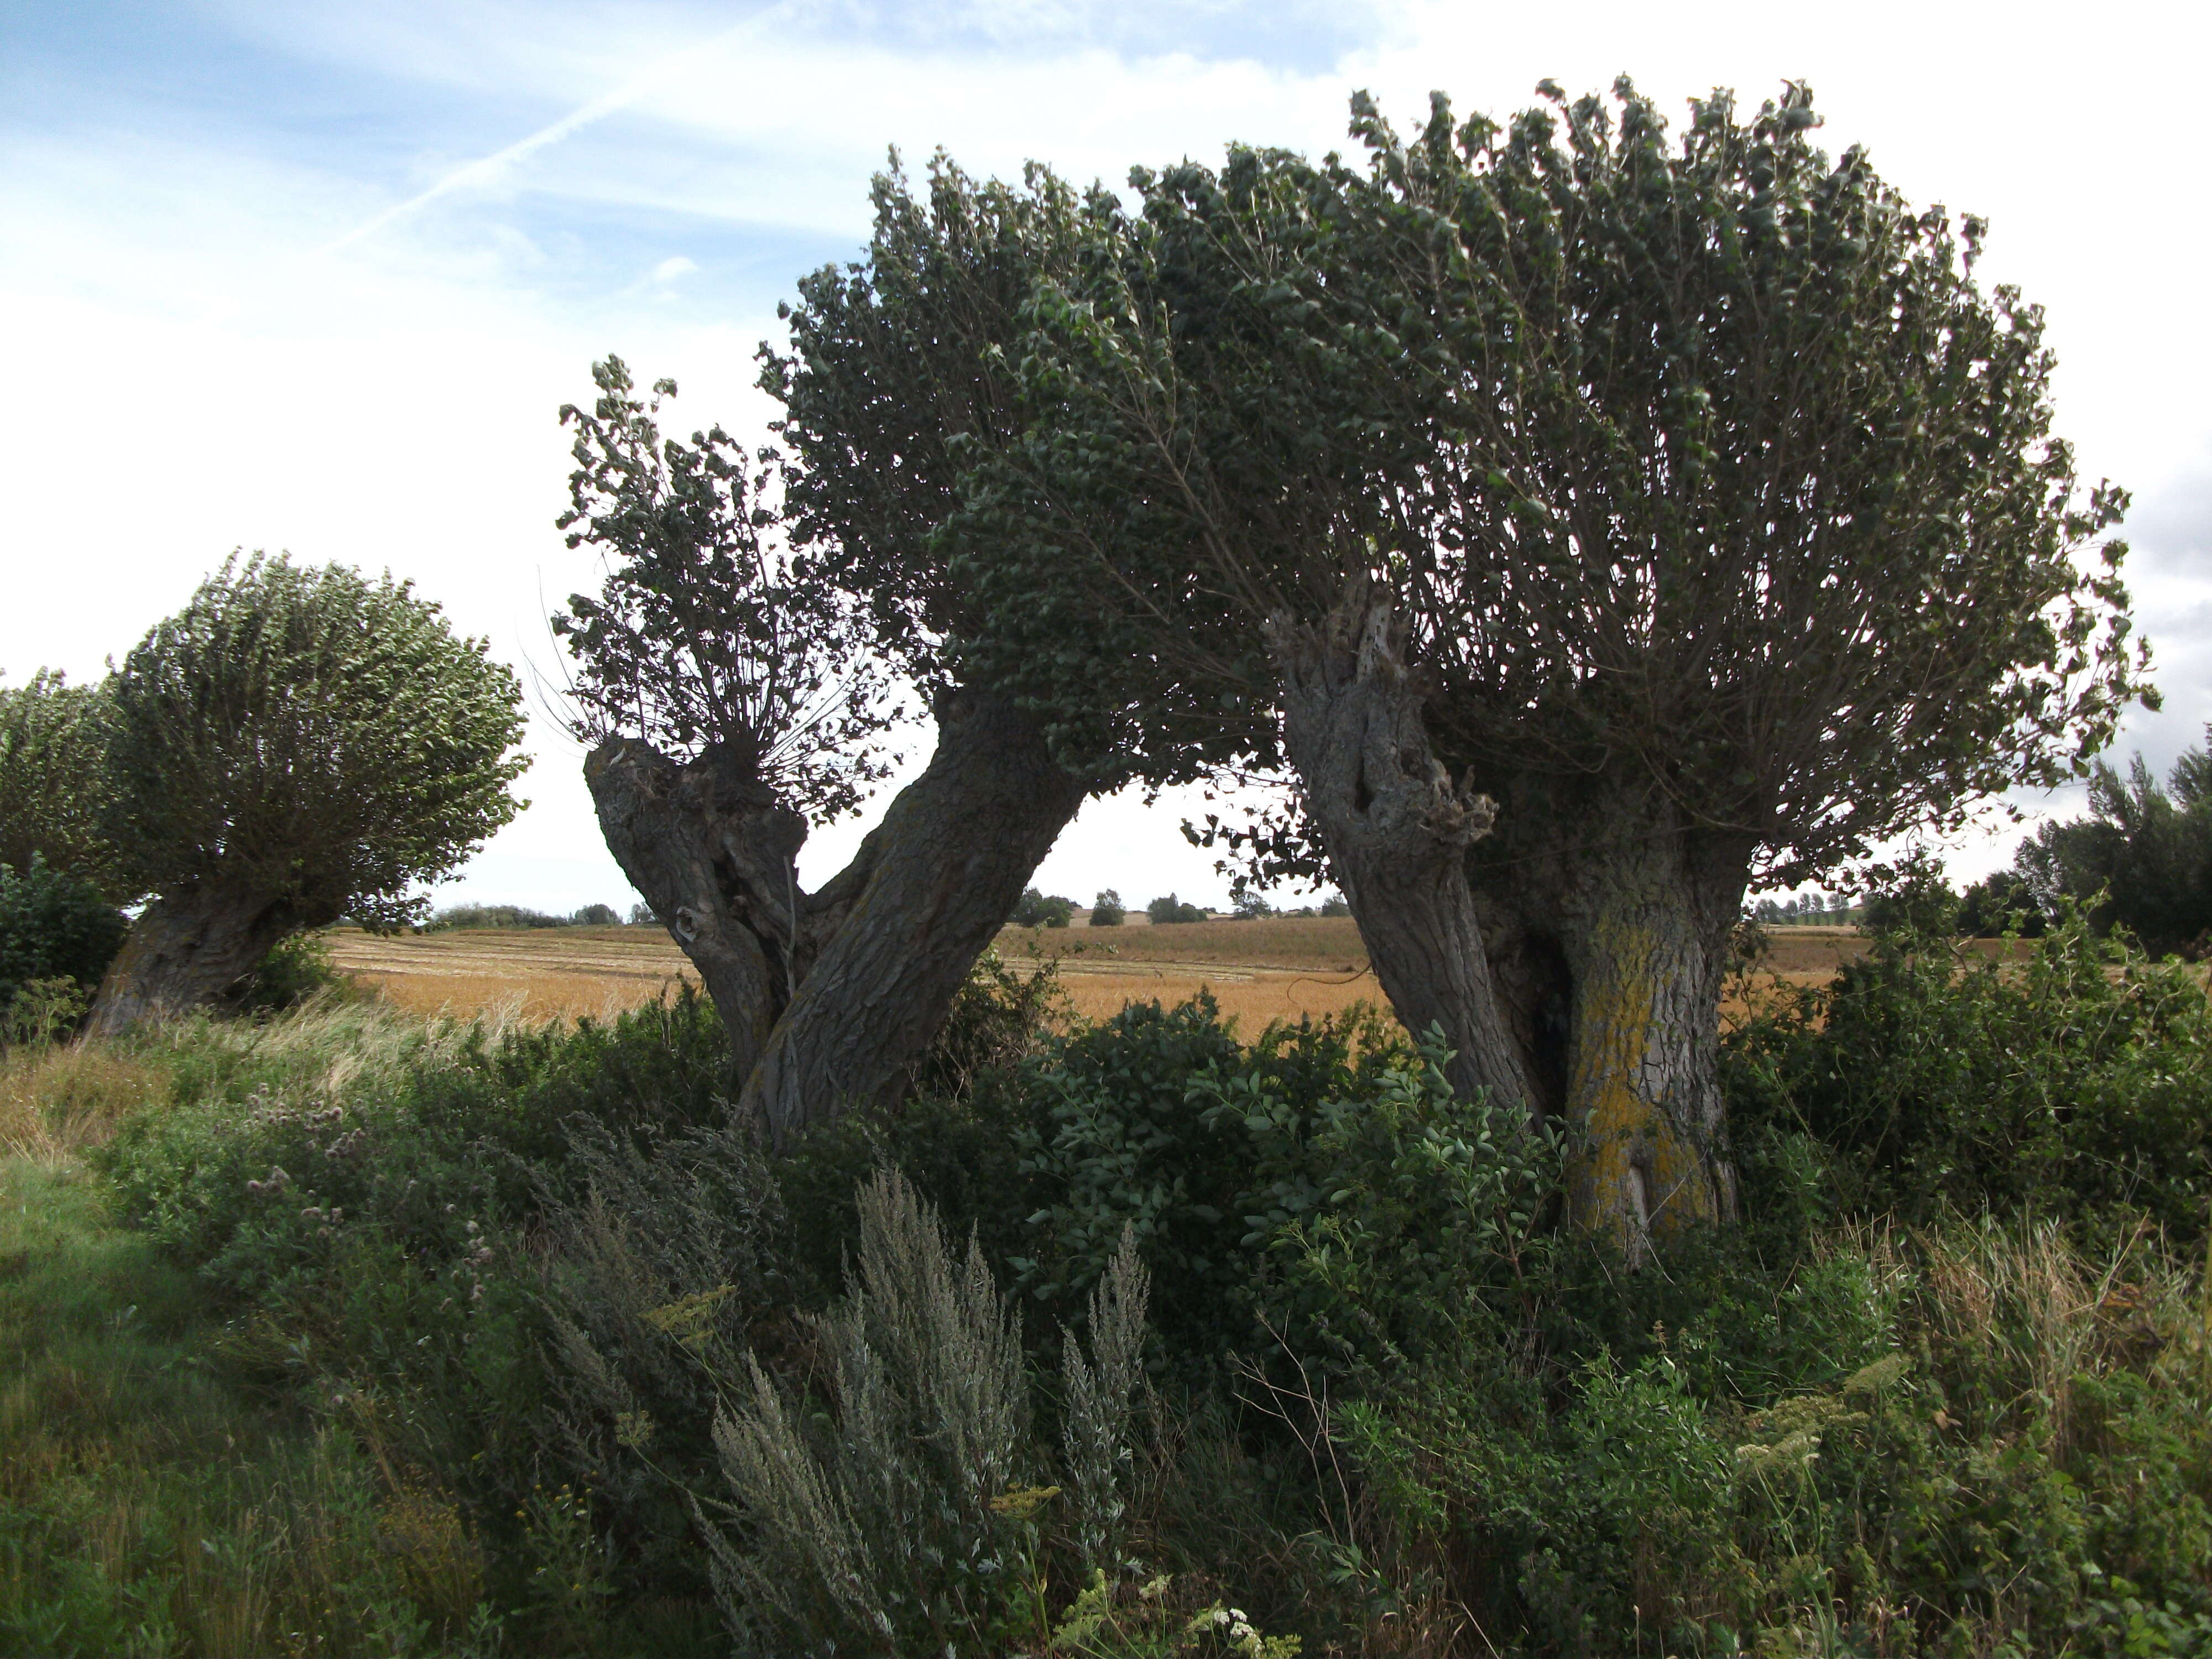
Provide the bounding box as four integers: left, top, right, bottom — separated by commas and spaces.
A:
1270, 596, 1535, 1117
586, 690, 1088, 1147
84, 883, 302, 1039
1476, 797, 1750, 1251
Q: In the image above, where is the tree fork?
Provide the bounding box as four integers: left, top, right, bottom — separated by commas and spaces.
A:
1269, 594, 1535, 1117
587, 695, 1087, 1147
737, 691, 1087, 1144
583, 739, 817, 1082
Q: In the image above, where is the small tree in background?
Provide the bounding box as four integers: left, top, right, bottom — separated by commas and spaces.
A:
0, 670, 129, 902
572, 903, 623, 927
2014, 732, 2212, 954
1229, 883, 1274, 921
1957, 870, 2046, 938
1088, 889, 1125, 927
1147, 894, 1207, 925
1010, 888, 1073, 928
86, 555, 528, 1035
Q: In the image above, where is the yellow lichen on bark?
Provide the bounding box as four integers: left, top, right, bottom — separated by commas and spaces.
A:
1565, 915, 1721, 1249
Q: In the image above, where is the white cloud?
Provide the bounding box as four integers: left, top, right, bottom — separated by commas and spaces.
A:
6, 0, 2208, 907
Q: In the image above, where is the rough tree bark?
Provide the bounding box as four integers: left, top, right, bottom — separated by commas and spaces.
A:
1476, 802, 1750, 1251
1269, 597, 1535, 1117
584, 740, 817, 1084
84, 884, 302, 1039
585, 691, 1088, 1146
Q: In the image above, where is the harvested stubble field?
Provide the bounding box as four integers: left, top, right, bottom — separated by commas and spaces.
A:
326, 917, 1390, 1028
326, 917, 1884, 1031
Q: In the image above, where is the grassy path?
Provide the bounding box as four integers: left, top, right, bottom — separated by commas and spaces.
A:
0, 1157, 491, 1658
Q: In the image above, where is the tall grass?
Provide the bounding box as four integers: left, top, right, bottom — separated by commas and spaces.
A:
0, 1159, 505, 1657
1, 990, 512, 1168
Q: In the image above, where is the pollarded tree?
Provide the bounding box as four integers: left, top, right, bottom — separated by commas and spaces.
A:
86, 555, 528, 1035
953, 82, 2148, 1241
568, 158, 1266, 1145
0, 670, 130, 902
558, 357, 905, 1093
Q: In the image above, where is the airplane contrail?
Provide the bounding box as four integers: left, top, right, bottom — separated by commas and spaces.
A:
317, 11, 788, 257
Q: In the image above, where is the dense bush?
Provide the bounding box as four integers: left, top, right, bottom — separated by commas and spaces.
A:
1724, 907, 2212, 1242
1089, 888, 1126, 927
231, 930, 346, 1014
0, 855, 127, 1026
1008, 995, 1559, 1378
1344, 1220, 2212, 1652
61, 922, 2212, 1656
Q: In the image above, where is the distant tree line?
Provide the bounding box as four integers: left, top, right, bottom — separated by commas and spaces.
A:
1005, 887, 1354, 928
421, 901, 644, 931
1749, 893, 1864, 927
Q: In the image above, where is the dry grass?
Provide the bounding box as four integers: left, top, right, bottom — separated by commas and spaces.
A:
328, 926, 697, 1024
348, 969, 675, 1024
1055, 967, 1386, 1029
0, 1044, 167, 1164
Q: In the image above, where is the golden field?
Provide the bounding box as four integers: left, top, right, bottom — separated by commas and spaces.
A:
326, 917, 1882, 1032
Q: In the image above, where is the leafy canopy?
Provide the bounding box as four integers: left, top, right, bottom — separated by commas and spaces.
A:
105, 554, 529, 932
953, 82, 2150, 885
763, 154, 1265, 787
554, 357, 898, 821
0, 670, 129, 901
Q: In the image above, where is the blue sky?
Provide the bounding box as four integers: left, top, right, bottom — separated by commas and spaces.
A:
4, 0, 2208, 910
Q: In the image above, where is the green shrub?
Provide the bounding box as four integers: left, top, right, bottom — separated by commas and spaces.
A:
1338, 1218, 2212, 1654
1089, 889, 1126, 927
1010, 995, 1266, 1347
776, 951, 1065, 1301
1146, 894, 1207, 925
1724, 907, 2212, 1241
536, 1120, 795, 1597
1010, 997, 1562, 1376
0, 855, 127, 1026
232, 930, 346, 1014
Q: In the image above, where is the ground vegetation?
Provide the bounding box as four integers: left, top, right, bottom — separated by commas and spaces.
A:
5, 900, 2211, 1652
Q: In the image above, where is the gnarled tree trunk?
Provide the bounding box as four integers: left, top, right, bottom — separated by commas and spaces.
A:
738, 693, 1088, 1139
586, 691, 1087, 1147
1270, 597, 1534, 1117
1475, 799, 1750, 1252
84, 883, 300, 1039
584, 741, 815, 1084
